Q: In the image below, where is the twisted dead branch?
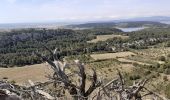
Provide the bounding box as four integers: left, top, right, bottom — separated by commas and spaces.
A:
35, 47, 102, 100
95, 70, 169, 100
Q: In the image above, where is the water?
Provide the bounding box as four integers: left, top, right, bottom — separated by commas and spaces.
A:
117, 27, 146, 32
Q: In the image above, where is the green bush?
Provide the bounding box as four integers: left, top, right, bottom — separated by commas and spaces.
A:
155, 63, 160, 68
129, 74, 141, 80
10, 80, 16, 84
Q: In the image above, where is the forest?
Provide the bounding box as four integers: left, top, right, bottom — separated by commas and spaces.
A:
1, 26, 170, 67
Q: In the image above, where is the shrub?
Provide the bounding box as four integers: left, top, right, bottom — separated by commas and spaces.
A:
157, 66, 164, 73
166, 41, 170, 47
164, 68, 170, 75
148, 65, 155, 70
10, 80, 16, 84
108, 68, 112, 72
104, 71, 107, 74
156, 63, 160, 68
159, 56, 166, 61
151, 74, 156, 78
132, 62, 139, 67
163, 76, 168, 81
163, 62, 170, 69
144, 70, 151, 76
156, 72, 160, 77
2, 77, 8, 80
167, 54, 170, 58
129, 75, 141, 80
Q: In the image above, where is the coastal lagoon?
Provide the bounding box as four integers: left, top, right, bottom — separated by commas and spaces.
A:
117, 27, 146, 32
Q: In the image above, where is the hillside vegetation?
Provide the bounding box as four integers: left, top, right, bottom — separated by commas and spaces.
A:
1, 22, 170, 99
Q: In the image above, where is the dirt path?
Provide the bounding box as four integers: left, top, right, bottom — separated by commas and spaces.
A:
117, 58, 151, 65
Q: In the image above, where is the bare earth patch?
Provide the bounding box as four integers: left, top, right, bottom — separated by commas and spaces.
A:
91, 51, 136, 60
0, 64, 53, 85
87, 35, 129, 43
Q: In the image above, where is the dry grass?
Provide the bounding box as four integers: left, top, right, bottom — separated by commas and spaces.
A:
128, 47, 170, 64
87, 35, 129, 43
90, 52, 136, 60
0, 63, 53, 85
88, 60, 134, 81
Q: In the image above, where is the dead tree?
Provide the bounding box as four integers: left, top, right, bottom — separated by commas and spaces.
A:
0, 81, 21, 100
35, 46, 102, 100
35, 46, 169, 100
0, 79, 56, 100
94, 70, 169, 100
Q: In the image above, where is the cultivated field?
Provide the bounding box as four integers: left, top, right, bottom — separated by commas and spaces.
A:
87, 34, 129, 43
136, 47, 170, 59
126, 47, 170, 64
90, 51, 136, 60
0, 64, 53, 85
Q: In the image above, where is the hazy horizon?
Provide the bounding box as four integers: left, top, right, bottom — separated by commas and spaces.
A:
1, 0, 170, 24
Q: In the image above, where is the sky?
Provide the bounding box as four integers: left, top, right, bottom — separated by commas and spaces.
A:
0, 0, 170, 23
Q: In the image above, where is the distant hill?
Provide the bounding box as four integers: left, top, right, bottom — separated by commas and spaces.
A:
115, 21, 168, 28
1, 16, 170, 29
67, 16, 170, 28
67, 22, 117, 28
0, 23, 69, 29
117, 16, 170, 22
68, 21, 168, 28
